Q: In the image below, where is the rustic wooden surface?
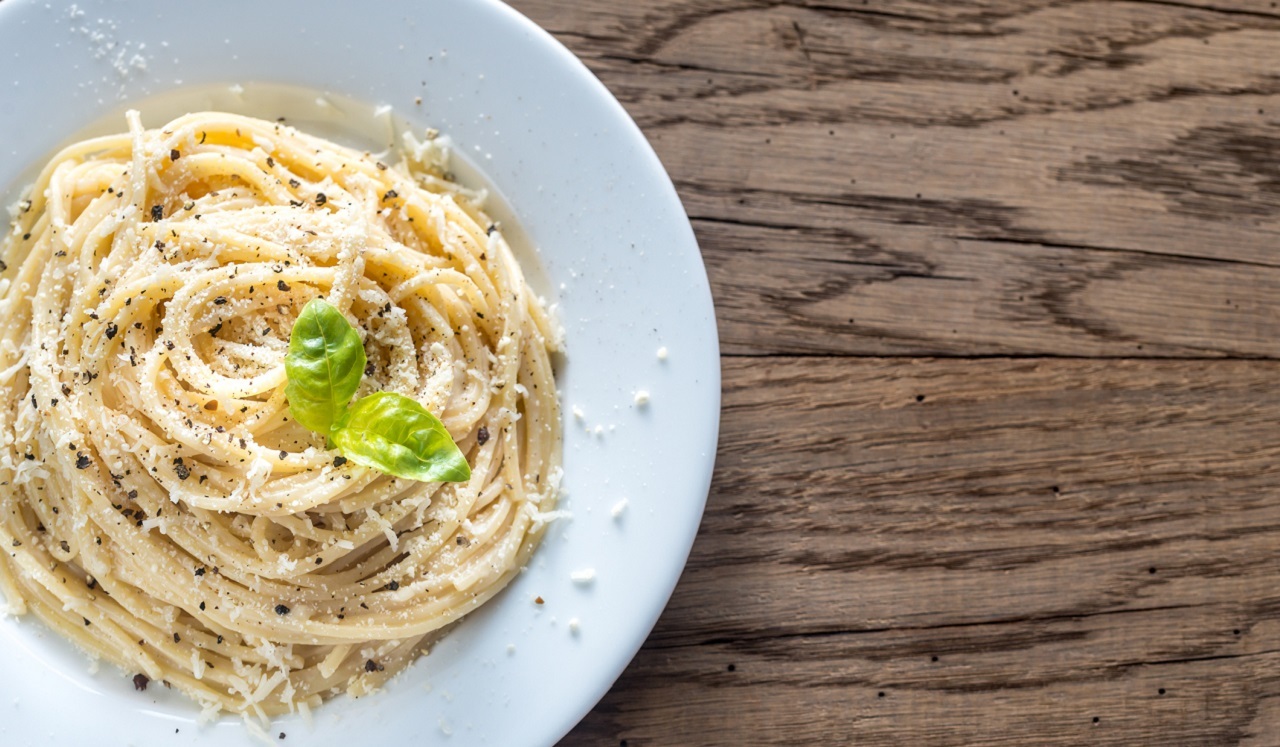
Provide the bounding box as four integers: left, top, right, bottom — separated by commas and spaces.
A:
506, 1, 1280, 744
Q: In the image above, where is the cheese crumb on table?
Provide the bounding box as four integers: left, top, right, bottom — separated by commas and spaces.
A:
634, 390, 650, 406
611, 498, 629, 519
657, 346, 668, 360
570, 568, 596, 584
568, 618, 581, 635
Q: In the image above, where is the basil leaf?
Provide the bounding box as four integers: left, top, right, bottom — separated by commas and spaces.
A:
284, 299, 366, 435
331, 392, 471, 483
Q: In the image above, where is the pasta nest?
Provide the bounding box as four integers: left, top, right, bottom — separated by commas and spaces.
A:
0, 112, 561, 717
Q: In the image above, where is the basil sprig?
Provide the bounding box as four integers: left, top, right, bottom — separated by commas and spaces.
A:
284, 299, 471, 483
283, 299, 366, 435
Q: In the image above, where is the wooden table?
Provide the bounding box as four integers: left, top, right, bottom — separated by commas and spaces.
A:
508, 1, 1280, 744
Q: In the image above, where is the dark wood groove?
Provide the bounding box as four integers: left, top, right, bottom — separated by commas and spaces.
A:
719, 352, 1280, 361
1129, 0, 1280, 21
949, 235, 1280, 272
650, 602, 1207, 651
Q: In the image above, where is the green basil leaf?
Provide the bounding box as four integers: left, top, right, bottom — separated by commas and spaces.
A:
331, 391, 471, 483
284, 299, 366, 435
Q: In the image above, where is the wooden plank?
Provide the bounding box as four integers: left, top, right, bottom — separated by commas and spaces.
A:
558, 356, 1280, 745
665, 356, 1280, 642
514, 0, 1280, 356
570, 620, 1280, 745
701, 220, 1280, 357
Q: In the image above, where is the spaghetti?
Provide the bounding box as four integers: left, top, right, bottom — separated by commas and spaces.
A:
0, 111, 561, 720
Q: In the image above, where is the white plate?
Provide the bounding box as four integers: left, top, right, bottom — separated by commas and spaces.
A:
0, 1, 719, 745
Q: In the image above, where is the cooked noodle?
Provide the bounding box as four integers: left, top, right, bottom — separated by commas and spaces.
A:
0, 111, 561, 719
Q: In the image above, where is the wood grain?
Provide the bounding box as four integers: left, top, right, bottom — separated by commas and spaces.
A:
575, 358, 1280, 745
523, 0, 1280, 357
501, 0, 1280, 744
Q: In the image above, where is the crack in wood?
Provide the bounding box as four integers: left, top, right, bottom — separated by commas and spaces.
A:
650, 603, 1206, 651
1130, 0, 1280, 21
951, 235, 1280, 271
